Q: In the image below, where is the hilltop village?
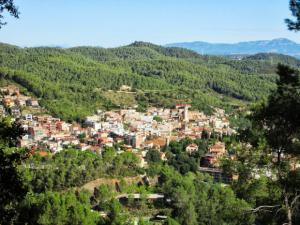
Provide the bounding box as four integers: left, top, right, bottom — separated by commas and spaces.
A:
1, 85, 236, 170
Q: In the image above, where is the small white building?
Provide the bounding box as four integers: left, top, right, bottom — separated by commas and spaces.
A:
186, 143, 198, 154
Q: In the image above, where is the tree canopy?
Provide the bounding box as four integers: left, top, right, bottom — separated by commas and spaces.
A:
286, 0, 300, 31
0, 0, 19, 28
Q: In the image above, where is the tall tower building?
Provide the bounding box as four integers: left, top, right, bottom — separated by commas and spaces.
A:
176, 104, 191, 131
184, 105, 189, 123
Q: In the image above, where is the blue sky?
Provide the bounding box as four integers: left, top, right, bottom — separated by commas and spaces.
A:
0, 0, 299, 47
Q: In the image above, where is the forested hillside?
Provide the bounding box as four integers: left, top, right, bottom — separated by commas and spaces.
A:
0, 41, 297, 121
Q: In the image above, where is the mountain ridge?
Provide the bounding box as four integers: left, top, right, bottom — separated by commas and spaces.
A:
166, 38, 300, 57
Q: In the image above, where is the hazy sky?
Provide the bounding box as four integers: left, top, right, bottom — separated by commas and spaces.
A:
0, 0, 299, 47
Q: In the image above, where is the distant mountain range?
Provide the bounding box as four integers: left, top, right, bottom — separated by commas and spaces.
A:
166, 38, 300, 58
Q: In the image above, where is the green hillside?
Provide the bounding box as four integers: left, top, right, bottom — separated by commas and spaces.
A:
0, 42, 294, 121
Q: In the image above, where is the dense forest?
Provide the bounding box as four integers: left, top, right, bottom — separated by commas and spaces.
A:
1, 41, 298, 121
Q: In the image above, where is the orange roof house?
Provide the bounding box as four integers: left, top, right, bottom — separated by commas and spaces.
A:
2, 96, 14, 107
144, 137, 168, 149
186, 143, 198, 154
202, 142, 226, 167
38, 151, 49, 157
209, 142, 226, 156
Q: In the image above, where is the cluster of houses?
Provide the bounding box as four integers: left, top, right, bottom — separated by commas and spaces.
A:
0, 85, 236, 170
0, 85, 39, 118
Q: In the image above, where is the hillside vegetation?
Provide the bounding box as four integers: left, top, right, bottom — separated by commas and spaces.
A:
0, 41, 297, 121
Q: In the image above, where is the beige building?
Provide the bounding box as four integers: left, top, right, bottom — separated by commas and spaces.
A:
186, 143, 199, 154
